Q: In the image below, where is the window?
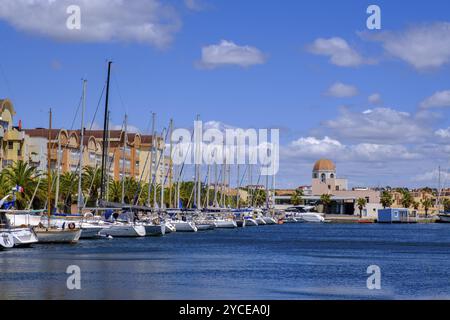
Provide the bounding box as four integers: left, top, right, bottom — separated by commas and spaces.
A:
8, 141, 14, 150
330, 173, 335, 179
321, 173, 326, 183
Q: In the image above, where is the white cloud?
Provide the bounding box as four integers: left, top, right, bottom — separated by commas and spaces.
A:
289, 136, 344, 156
0, 0, 181, 48
368, 93, 382, 105
371, 22, 450, 70
420, 90, 450, 109
199, 40, 267, 69
435, 127, 450, 139
307, 37, 371, 67
413, 168, 450, 183
321, 107, 430, 144
324, 82, 358, 98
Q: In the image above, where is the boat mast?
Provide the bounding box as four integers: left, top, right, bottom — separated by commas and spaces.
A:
100, 61, 112, 202
169, 118, 173, 208
160, 128, 167, 210
47, 108, 52, 227
147, 113, 155, 207
121, 114, 128, 204
54, 133, 61, 212
77, 79, 86, 212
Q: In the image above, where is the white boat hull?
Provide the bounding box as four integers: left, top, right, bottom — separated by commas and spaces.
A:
100, 224, 146, 237
244, 218, 258, 226
438, 214, 450, 223
296, 213, 325, 223
172, 221, 197, 232
0, 232, 14, 249
256, 217, 266, 225
5, 228, 39, 247
34, 228, 81, 243
262, 217, 277, 225
165, 222, 176, 233
80, 224, 105, 239
196, 223, 216, 231
214, 220, 238, 228
144, 224, 166, 236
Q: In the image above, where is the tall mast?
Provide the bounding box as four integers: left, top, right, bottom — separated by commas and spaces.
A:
265, 173, 269, 210
160, 128, 167, 210
148, 112, 155, 207
121, 114, 128, 204
206, 164, 211, 208
196, 115, 202, 210
54, 134, 61, 212
77, 79, 86, 211
168, 118, 173, 208
47, 108, 52, 225
100, 61, 112, 202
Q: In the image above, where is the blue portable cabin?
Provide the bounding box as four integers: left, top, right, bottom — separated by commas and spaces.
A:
377, 208, 410, 223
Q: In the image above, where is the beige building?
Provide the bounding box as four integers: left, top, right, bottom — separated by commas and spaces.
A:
23, 128, 172, 185
0, 99, 27, 169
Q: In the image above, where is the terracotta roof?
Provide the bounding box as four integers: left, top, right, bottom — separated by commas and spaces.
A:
313, 159, 336, 171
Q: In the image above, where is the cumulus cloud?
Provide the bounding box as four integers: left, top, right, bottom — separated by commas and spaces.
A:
321, 107, 430, 144
370, 22, 450, 70
284, 136, 419, 162
0, 0, 181, 48
199, 40, 267, 69
307, 37, 372, 67
420, 90, 450, 109
413, 168, 450, 183
324, 82, 358, 98
435, 127, 450, 139
368, 93, 382, 105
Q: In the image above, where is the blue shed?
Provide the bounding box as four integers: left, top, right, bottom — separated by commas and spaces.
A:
377, 208, 410, 223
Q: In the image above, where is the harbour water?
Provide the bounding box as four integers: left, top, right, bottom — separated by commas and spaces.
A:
1, 223, 450, 300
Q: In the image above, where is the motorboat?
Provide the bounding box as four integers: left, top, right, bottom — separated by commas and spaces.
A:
438, 213, 450, 223
1, 211, 39, 247
262, 216, 277, 225
164, 221, 176, 233
296, 212, 325, 223
0, 231, 14, 249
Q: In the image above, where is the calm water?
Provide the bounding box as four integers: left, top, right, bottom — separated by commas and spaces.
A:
1, 223, 450, 300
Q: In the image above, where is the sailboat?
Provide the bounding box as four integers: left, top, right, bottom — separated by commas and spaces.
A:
34, 109, 81, 244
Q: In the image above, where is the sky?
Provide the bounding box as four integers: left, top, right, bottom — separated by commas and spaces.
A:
1, 0, 450, 189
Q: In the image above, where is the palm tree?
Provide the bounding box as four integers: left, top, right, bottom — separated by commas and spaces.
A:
59, 171, 79, 212
2, 161, 41, 209
421, 197, 433, 217
380, 190, 393, 209
356, 198, 367, 218
290, 189, 303, 206
400, 190, 413, 209
320, 193, 332, 215
108, 180, 122, 203
82, 166, 101, 206
443, 198, 450, 212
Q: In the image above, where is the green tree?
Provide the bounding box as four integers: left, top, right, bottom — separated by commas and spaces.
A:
400, 190, 413, 209
380, 191, 393, 209
443, 198, 450, 212
2, 161, 42, 209
82, 166, 101, 206
58, 171, 79, 212
320, 193, 332, 215
421, 197, 433, 217
356, 198, 367, 218
290, 189, 304, 206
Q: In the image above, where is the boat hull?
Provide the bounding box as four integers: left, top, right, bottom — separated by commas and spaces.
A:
214, 220, 238, 228
34, 228, 81, 243
164, 222, 176, 233
80, 225, 104, 239
8, 228, 39, 247
172, 221, 197, 232
0, 232, 14, 249
144, 224, 166, 236
100, 224, 146, 237
438, 214, 450, 223
262, 217, 277, 225
6, 213, 41, 227
244, 218, 258, 226
196, 223, 216, 231
255, 218, 266, 225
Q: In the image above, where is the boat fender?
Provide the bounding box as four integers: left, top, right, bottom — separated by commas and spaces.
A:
68, 222, 76, 230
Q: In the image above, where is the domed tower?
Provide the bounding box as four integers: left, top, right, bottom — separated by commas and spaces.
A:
312, 159, 336, 183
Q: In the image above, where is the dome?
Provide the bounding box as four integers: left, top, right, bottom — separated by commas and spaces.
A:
313, 159, 336, 172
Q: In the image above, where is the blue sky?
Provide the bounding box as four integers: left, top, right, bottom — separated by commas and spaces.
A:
1, 0, 450, 188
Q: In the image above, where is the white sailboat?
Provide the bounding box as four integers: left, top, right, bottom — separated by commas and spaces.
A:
34, 109, 81, 244
0, 231, 14, 250
0, 210, 38, 247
